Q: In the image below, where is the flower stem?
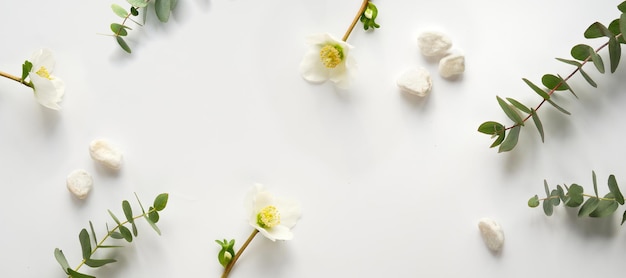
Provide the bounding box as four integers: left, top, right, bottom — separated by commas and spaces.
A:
0, 70, 30, 87
221, 229, 259, 278
342, 0, 369, 42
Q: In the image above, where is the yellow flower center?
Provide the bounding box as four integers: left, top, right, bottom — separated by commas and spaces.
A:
257, 205, 281, 228
35, 66, 52, 80
319, 44, 344, 69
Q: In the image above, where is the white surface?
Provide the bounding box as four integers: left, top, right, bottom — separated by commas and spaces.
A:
1, 0, 626, 277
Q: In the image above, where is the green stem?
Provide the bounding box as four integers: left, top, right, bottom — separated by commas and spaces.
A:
70, 208, 157, 275
0, 70, 31, 87
221, 229, 259, 278
342, 0, 369, 42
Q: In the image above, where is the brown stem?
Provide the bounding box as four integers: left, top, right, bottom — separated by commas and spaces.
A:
0, 71, 26, 85
342, 0, 369, 42
221, 229, 259, 278
505, 38, 613, 131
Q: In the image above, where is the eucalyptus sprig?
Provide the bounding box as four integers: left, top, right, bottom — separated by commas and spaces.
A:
528, 172, 626, 224
54, 193, 169, 278
108, 0, 177, 53
478, 1, 626, 152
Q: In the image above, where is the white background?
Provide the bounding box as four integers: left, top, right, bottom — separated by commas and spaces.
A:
1, 0, 626, 277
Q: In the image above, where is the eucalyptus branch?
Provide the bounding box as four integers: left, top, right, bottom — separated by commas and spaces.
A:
528, 172, 626, 223
478, 1, 626, 152
107, 0, 178, 53
54, 193, 169, 278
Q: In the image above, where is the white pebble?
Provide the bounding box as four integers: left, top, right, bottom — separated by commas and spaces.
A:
478, 218, 504, 252
439, 53, 465, 78
66, 169, 93, 199
396, 68, 432, 97
417, 31, 452, 57
89, 139, 123, 170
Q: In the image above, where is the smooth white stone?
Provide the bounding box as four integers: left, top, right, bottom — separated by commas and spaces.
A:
439, 53, 465, 78
417, 31, 453, 57
396, 67, 432, 97
89, 139, 123, 170
478, 218, 504, 252
66, 169, 93, 199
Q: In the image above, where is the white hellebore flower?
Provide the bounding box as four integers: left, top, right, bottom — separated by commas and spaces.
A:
299, 33, 356, 89
29, 49, 65, 110
246, 184, 301, 241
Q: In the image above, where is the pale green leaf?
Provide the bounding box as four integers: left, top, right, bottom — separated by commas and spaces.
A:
108, 209, 121, 225
530, 108, 544, 143
556, 57, 582, 67
127, 0, 148, 8
541, 74, 568, 91
592, 170, 599, 197
79, 229, 91, 260
116, 36, 131, 53
506, 97, 531, 114
496, 96, 523, 124
528, 195, 540, 207
608, 37, 621, 73
589, 193, 618, 218
608, 174, 624, 205
119, 225, 133, 242
89, 221, 98, 246
154, 193, 169, 211
85, 258, 117, 268
589, 51, 605, 73
122, 200, 134, 224
546, 99, 571, 115
477, 121, 504, 135
579, 68, 597, 88
54, 248, 70, 274
557, 74, 578, 99
155, 0, 172, 22
498, 125, 520, 153
578, 198, 600, 217
522, 78, 550, 100
111, 4, 129, 18
565, 184, 584, 207
67, 269, 96, 278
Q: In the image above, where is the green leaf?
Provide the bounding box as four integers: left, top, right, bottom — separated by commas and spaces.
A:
578, 198, 600, 217
544, 179, 551, 197
589, 50, 605, 73
578, 67, 597, 88
522, 78, 550, 100
155, 0, 172, 22
584, 22, 605, 38
122, 200, 134, 224
571, 44, 594, 61
608, 19, 626, 43
620, 14, 626, 42
541, 74, 568, 91
550, 189, 561, 206
490, 130, 505, 148
556, 57, 582, 67
557, 185, 566, 202
608, 36, 621, 73
110, 23, 129, 36
108, 209, 121, 225
67, 269, 96, 278
592, 170, 599, 197
498, 125, 520, 153
528, 195, 540, 207
85, 258, 117, 268
79, 229, 92, 260
99, 245, 124, 248
557, 74, 578, 99
116, 36, 132, 54
54, 248, 70, 274
132, 222, 138, 237
130, 7, 139, 16
149, 208, 160, 223
154, 193, 169, 211
110, 232, 124, 239
127, 0, 148, 8
530, 109, 544, 143
21, 60, 32, 81
477, 121, 504, 135
608, 174, 625, 205
565, 184, 584, 207
619, 1, 626, 13
622, 210, 626, 225
506, 98, 531, 114
546, 99, 571, 115
589, 193, 619, 218
496, 96, 523, 124
144, 215, 162, 235
543, 199, 554, 216
89, 221, 98, 246
119, 225, 133, 242
111, 4, 129, 18
171, 0, 178, 10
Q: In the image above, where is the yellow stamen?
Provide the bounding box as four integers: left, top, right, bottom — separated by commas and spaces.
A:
257, 205, 280, 228
35, 66, 52, 80
319, 45, 343, 69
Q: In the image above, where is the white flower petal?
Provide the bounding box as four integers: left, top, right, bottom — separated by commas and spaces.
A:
299, 50, 330, 83
30, 48, 55, 71
30, 73, 63, 110
275, 198, 301, 228
264, 225, 293, 241
305, 33, 335, 46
